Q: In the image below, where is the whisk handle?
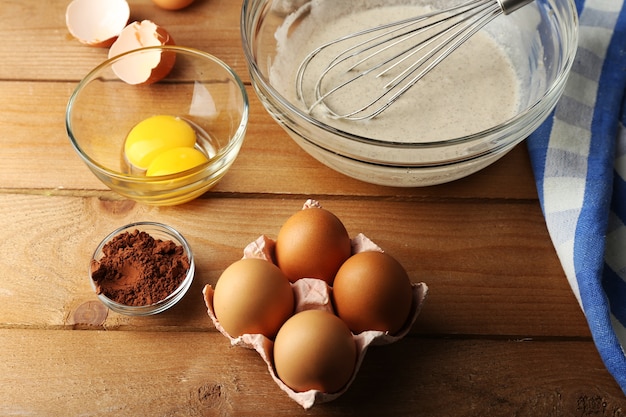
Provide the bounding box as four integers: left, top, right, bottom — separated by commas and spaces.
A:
497, 0, 534, 14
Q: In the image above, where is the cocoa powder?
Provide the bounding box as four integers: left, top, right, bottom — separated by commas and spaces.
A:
91, 229, 190, 306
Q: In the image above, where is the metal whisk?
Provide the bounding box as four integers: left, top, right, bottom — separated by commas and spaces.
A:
295, 0, 533, 120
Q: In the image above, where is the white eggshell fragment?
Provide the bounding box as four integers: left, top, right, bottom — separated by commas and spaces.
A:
108, 21, 176, 85
65, 0, 130, 47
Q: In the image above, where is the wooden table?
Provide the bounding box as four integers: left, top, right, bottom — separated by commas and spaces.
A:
1, 0, 625, 415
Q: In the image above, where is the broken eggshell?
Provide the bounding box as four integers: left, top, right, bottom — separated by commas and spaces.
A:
203, 233, 428, 409
65, 0, 130, 47
108, 21, 176, 85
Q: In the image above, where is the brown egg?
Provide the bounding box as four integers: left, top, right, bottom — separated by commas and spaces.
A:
213, 258, 294, 339
65, 0, 130, 47
275, 207, 351, 285
332, 251, 413, 335
273, 309, 356, 393
108, 20, 176, 85
152, 0, 196, 10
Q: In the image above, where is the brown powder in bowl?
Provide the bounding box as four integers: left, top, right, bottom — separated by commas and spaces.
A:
91, 229, 190, 306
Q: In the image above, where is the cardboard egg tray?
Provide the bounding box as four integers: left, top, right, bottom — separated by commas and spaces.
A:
203, 233, 428, 409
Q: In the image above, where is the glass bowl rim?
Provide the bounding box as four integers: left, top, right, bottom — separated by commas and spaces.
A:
66, 45, 249, 182
240, 0, 578, 150
89, 221, 195, 316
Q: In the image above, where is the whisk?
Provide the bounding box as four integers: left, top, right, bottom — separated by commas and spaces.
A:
295, 0, 533, 120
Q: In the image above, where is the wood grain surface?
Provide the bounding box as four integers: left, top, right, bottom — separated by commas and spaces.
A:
0, 0, 624, 415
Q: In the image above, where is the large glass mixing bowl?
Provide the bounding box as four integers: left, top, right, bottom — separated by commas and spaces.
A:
242, 0, 578, 186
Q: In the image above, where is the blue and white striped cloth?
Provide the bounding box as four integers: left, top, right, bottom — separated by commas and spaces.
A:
527, 0, 626, 394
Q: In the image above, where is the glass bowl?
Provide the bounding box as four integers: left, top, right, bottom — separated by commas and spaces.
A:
66, 46, 249, 205
241, 0, 578, 186
89, 222, 195, 316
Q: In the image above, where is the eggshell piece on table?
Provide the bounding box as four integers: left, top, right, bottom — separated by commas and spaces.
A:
108, 20, 176, 85
152, 0, 196, 10
65, 0, 130, 47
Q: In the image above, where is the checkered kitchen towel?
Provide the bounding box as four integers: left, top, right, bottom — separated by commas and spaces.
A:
527, 0, 626, 394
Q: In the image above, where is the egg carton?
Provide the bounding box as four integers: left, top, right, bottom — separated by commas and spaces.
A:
203, 233, 428, 409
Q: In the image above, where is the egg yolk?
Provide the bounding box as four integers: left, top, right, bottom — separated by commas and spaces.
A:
146, 147, 209, 176
124, 115, 197, 170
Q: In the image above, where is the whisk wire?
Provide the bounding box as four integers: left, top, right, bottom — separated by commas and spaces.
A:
362, 5, 503, 120
379, 0, 498, 81
355, 2, 502, 118
310, 0, 502, 120
295, 0, 490, 107
295, 0, 533, 120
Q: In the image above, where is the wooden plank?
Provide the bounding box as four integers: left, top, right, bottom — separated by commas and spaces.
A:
0, 81, 538, 200
0, 0, 248, 83
1, 328, 623, 416
0, 193, 586, 337
3, 0, 623, 412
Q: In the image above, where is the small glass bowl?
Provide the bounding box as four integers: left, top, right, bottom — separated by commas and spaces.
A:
89, 222, 195, 316
66, 46, 249, 205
